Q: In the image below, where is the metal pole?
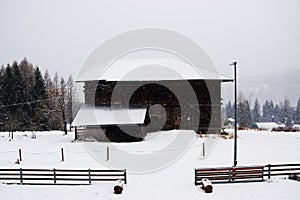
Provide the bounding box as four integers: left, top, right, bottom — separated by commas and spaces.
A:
233, 62, 238, 167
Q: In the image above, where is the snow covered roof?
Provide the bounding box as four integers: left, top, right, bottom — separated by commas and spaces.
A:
76, 58, 232, 82
227, 118, 235, 122
72, 105, 147, 126
256, 122, 285, 130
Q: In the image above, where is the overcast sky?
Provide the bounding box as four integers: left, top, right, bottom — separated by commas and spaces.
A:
1, 0, 300, 82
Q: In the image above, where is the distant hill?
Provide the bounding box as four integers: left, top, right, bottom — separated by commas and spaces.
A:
239, 68, 300, 106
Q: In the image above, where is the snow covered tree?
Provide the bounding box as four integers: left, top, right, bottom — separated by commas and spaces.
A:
282, 98, 293, 125
273, 104, 282, 123
262, 100, 273, 122
251, 98, 261, 122
285, 114, 294, 127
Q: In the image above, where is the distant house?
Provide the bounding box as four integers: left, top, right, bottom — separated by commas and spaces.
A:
72, 58, 231, 142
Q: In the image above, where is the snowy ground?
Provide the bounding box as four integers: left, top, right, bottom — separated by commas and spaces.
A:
0, 130, 299, 200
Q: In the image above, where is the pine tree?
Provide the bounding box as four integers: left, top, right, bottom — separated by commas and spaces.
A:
273, 104, 282, 123
0, 65, 6, 128
251, 98, 261, 122
238, 99, 253, 128
225, 101, 234, 119
282, 98, 292, 125
295, 97, 300, 124
1, 64, 21, 131
11, 61, 29, 127
285, 114, 293, 127
32, 67, 49, 130
262, 100, 273, 122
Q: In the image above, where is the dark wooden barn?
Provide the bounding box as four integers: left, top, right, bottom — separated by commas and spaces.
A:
73, 58, 231, 142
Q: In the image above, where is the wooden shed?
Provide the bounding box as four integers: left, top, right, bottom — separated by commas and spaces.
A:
73, 58, 231, 142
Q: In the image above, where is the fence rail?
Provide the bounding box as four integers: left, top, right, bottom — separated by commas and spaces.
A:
195, 163, 300, 185
0, 168, 127, 185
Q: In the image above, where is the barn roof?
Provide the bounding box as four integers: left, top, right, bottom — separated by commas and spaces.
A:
72, 104, 147, 126
76, 58, 232, 82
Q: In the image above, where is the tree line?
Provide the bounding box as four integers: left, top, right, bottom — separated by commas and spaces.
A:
0, 58, 78, 132
225, 93, 300, 128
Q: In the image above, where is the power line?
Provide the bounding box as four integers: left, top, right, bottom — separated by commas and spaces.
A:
0, 96, 59, 109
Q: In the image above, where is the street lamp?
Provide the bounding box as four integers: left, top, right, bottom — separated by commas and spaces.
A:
229, 61, 238, 167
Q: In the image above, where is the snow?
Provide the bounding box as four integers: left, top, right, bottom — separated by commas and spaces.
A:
76, 58, 231, 82
0, 130, 299, 200
256, 122, 285, 130
293, 124, 300, 128
72, 104, 147, 126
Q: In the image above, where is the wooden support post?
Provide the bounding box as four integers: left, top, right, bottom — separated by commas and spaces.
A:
20, 168, 23, 184
61, 148, 64, 162
268, 164, 271, 179
106, 146, 109, 161
19, 148, 22, 162
88, 169, 91, 184
261, 166, 264, 181
74, 126, 78, 140
53, 168, 56, 184
194, 168, 197, 185
124, 170, 127, 184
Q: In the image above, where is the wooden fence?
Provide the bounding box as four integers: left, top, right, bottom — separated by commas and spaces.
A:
0, 168, 127, 185
195, 163, 300, 185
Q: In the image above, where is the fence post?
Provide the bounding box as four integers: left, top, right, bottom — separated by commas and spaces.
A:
268, 164, 271, 179
88, 169, 91, 184
75, 126, 78, 140
53, 168, 56, 184
20, 168, 23, 184
194, 168, 197, 185
229, 168, 232, 183
124, 169, 127, 184
261, 166, 264, 181
106, 146, 109, 161
19, 148, 22, 162
61, 148, 64, 162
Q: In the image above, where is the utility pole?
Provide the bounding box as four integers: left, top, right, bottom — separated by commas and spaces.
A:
230, 61, 238, 167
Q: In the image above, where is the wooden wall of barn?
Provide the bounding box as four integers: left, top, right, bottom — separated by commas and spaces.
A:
83, 80, 222, 134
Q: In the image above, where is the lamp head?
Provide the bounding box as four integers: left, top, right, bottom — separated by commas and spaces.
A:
229, 61, 237, 66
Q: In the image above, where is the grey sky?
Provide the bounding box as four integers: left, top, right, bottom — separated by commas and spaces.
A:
1, 0, 300, 82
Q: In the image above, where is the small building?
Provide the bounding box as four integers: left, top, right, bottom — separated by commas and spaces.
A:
73, 58, 231, 142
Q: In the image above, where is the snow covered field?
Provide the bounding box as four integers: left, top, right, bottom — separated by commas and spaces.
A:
0, 130, 299, 200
